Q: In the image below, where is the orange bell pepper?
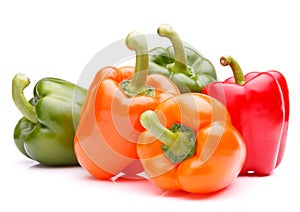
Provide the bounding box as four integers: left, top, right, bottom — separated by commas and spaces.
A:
137, 93, 246, 193
74, 31, 180, 180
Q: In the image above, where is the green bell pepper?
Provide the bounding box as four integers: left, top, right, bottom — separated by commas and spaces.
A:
149, 24, 217, 93
12, 73, 87, 166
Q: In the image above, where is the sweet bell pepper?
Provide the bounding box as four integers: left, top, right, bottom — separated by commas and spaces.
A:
74, 31, 180, 179
149, 24, 217, 93
12, 74, 87, 166
202, 55, 289, 175
137, 93, 246, 193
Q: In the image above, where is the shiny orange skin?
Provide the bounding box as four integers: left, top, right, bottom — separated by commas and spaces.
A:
74, 66, 180, 179
137, 93, 246, 193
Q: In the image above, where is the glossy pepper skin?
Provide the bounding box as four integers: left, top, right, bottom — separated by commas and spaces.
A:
74, 32, 180, 180
149, 24, 217, 93
12, 74, 87, 166
203, 56, 289, 176
137, 93, 246, 193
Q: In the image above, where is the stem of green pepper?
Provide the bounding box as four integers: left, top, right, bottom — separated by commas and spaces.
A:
12, 74, 38, 123
157, 24, 190, 75
220, 55, 246, 85
125, 31, 149, 95
140, 110, 196, 163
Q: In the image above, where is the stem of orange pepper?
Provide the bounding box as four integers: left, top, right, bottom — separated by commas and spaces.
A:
157, 24, 190, 75
124, 31, 154, 96
140, 110, 178, 146
140, 110, 196, 163
220, 55, 246, 85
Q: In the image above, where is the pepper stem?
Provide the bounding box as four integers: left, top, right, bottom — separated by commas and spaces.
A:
140, 110, 196, 164
12, 74, 37, 123
220, 55, 246, 85
157, 24, 190, 75
125, 31, 150, 95
140, 110, 178, 146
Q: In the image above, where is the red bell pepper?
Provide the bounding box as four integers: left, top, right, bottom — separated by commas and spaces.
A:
202, 55, 289, 176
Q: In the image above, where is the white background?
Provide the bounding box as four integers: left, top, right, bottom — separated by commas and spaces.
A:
1, 0, 299, 211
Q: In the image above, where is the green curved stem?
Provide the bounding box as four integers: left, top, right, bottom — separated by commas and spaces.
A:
140, 110, 196, 164
157, 24, 189, 75
140, 110, 178, 147
12, 74, 37, 123
126, 31, 149, 94
220, 55, 246, 85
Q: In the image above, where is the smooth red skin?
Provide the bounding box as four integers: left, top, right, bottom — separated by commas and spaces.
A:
203, 71, 289, 175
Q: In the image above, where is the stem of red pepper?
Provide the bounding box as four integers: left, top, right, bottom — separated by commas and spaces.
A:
140, 110, 196, 163
123, 31, 154, 96
157, 24, 190, 75
12, 74, 38, 123
220, 55, 246, 85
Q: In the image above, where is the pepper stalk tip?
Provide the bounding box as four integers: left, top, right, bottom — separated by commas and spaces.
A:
220, 55, 246, 85
220, 56, 232, 66
157, 24, 175, 37
126, 31, 148, 55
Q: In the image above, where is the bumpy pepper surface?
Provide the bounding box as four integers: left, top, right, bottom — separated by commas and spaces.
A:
149, 24, 217, 93
137, 93, 246, 193
203, 55, 289, 175
12, 74, 87, 166
74, 31, 180, 180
